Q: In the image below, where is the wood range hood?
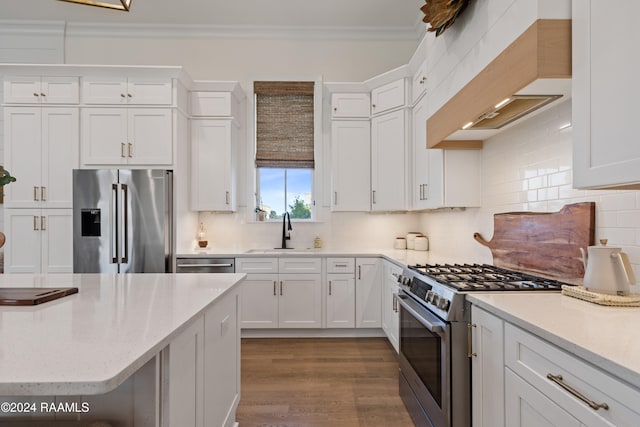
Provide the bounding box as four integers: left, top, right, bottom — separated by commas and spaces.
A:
427, 19, 572, 149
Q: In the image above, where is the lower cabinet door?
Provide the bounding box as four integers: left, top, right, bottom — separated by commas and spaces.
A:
505, 368, 582, 427
278, 274, 322, 328
326, 274, 355, 328
240, 274, 278, 328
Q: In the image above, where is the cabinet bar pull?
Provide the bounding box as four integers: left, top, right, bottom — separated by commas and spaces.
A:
273, 281, 277, 296
41, 216, 46, 231
358, 265, 361, 280
467, 323, 477, 358
335, 263, 348, 267
546, 374, 609, 411
225, 191, 230, 205
33, 216, 39, 231
280, 281, 283, 296
334, 191, 338, 206
329, 281, 332, 296
128, 143, 133, 158
372, 190, 376, 204
41, 186, 46, 201
121, 143, 126, 158
34, 186, 39, 201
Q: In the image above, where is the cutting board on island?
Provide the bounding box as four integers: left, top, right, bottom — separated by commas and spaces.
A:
473, 202, 595, 278
0, 287, 78, 306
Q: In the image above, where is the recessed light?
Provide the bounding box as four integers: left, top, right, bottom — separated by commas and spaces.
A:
494, 98, 511, 109
462, 121, 474, 130
559, 122, 572, 130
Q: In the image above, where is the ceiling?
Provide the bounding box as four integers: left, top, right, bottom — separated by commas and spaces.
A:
0, 0, 425, 38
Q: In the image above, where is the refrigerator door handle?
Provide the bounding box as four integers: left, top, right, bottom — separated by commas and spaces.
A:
111, 183, 118, 264
121, 183, 129, 264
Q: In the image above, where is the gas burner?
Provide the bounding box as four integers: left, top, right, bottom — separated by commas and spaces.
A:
408, 263, 571, 292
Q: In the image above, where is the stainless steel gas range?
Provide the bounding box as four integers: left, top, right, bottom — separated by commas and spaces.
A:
395, 263, 571, 427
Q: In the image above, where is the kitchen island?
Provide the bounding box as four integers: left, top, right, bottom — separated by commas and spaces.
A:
0, 273, 245, 426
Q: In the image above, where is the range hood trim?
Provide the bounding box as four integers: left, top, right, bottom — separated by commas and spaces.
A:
427, 19, 571, 149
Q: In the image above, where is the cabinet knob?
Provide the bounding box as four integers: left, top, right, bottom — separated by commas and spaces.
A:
372, 104, 376, 109
333, 107, 337, 112
121, 93, 126, 98
127, 93, 132, 98
33, 93, 40, 97
40, 93, 46, 97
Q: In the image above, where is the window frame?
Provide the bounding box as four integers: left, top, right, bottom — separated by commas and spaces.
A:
250, 76, 323, 223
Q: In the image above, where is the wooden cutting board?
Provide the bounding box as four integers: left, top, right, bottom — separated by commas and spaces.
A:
474, 202, 595, 278
0, 287, 78, 306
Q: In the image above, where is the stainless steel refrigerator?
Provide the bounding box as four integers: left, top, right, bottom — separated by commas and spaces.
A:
73, 169, 173, 273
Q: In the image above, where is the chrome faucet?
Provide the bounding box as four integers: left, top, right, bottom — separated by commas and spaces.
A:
280, 212, 292, 249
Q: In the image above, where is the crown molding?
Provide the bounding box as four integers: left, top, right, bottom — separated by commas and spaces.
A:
64, 21, 422, 41
0, 20, 66, 36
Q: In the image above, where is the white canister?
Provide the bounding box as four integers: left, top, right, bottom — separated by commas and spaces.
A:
394, 237, 407, 250
414, 236, 429, 251
406, 232, 422, 250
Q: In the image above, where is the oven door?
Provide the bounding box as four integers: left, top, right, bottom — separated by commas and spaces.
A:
396, 292, 450, 427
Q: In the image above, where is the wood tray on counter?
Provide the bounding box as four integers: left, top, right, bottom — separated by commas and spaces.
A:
0, 287, 79, 306
473, 202, 595, 278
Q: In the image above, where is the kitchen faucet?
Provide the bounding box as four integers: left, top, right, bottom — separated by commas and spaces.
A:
280, 212, 293, 249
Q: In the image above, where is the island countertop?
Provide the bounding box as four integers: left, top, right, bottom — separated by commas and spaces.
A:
0, 273, 245, 396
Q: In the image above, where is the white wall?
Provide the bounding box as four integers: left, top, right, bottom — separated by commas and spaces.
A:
420, 99, 640, 286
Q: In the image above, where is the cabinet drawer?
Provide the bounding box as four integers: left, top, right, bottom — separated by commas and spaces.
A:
4, 76, 79, 104
505, 323, 640, 426
326, 258, 355, 274
82, 77, 172, 105
331, 93, 370, 118
190, 91, 234, 117
236, 258, 278, 273
371, 79, 405, 115
278, 258, 321, 274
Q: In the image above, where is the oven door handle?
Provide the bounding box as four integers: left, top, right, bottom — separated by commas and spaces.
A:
395, 294, 445, 334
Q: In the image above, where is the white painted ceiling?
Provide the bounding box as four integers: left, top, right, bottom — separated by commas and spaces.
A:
1, 0, 425, 36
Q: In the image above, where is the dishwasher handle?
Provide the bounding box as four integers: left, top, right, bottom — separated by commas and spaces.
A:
177, 263, 233, 268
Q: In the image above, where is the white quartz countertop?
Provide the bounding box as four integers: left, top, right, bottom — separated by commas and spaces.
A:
0, 273, 245, 396
468, 293, 640, 389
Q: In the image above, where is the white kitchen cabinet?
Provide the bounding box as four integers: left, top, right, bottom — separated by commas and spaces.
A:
191, 119, 237, 211
573, 0, 640, 189
81, 108, 172, 166
411, 60, 428, 103
411, 96, 482, 210
330, 120, 371, 211
355, 258, 382, 328
505, 323, 640, 427
4, 107, 78, 208
82, 77, 172, 105
471, 305, 505, 427
166, 316, 204, 427
371, 109, 407, 211
3, 209, 73, 273
238, 258, 322, 329
326, 257, 356, 329
371, 78, 405, 115
326, 274, 355, 328
3, 76, 79, 104
381, 260, 401, 352
203, 289, 240, 427
190, 91, 236, 117
505, 368, 581, 427
331, 93, 370, 118
166, 286, 240, 427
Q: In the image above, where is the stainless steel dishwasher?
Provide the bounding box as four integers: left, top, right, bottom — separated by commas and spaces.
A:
175, 257, 235, 273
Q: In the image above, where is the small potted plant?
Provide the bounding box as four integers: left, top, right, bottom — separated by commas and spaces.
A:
0, 168, 16, 197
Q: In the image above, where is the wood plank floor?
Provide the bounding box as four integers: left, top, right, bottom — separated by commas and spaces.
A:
236, 337, 415, 427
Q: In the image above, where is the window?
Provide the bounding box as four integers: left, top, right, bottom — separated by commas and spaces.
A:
254, 81, 315, 220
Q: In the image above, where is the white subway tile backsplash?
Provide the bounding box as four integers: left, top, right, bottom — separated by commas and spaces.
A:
420, 99, 640, 273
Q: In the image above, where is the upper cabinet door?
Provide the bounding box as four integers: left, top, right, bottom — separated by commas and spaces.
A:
82, 77, 172, 105
331, 93, 370, 118
81, 108, 128, 165
371, 109, 406, 211
573, 0, 640, 189
331, 120, 371, 211
4, 76, 79, 104
371, 79, 405, 115
127, 108, 173, 165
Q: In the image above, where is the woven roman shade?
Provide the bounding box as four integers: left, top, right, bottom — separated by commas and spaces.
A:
255, 81, 315, 169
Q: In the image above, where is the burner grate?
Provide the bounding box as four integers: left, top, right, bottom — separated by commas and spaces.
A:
408, 263, 571, 291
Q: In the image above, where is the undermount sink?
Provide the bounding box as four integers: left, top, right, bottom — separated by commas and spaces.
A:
244, 248, 318, 254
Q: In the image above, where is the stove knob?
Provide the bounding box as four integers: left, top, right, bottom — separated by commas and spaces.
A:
431, 294, 440, 306
438, 298, 450, 311
425, 291, 434, 302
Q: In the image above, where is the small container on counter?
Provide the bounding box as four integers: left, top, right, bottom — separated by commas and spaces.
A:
414, 236, 429, 251
394, 237, 407, 250
406, 232, 422, 250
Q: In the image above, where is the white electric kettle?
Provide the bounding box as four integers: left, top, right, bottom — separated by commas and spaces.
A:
580, 239, 636, 295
